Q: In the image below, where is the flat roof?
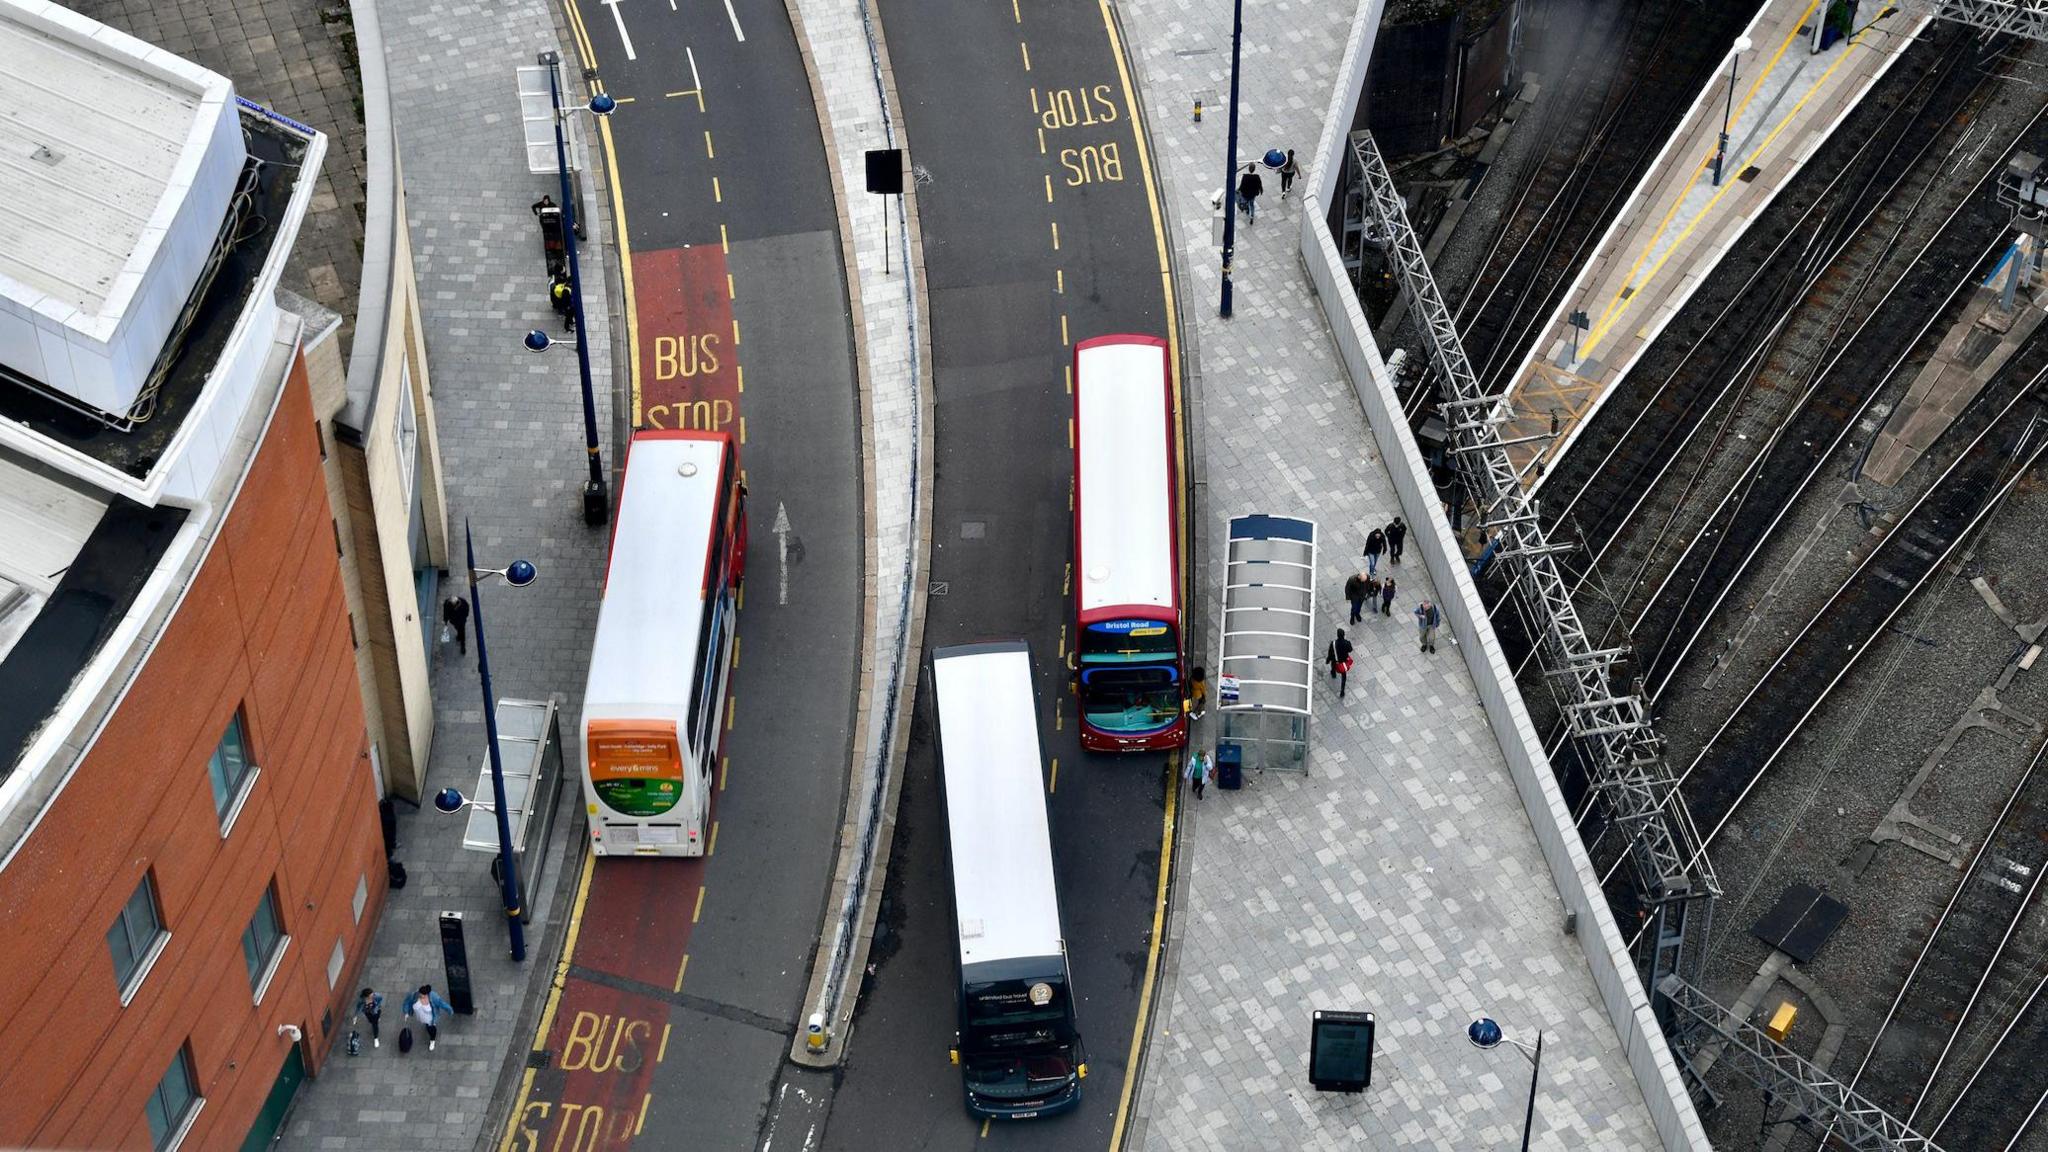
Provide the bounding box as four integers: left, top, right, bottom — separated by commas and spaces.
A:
583, 434, 731, 729
932, 642, 1063, 966
0, 108, 307, 483
1074, 335, 1176, 618
0, 6, 201, 317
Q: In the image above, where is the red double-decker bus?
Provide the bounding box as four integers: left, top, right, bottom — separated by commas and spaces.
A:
1071, 334, 1183, 752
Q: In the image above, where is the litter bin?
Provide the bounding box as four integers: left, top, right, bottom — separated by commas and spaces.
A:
1214, 743, 1243, 790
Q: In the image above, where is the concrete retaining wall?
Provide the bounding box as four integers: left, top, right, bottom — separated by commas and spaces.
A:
1299, 5, 1709, 1148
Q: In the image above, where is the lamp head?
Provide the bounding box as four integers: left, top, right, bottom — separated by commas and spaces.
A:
434, 787, 467, 814
523, 329, 553, 354
1467, 1017, 1503, 1050
1734, 35, 1753, 53
588, 92, 617, 117
504, 560, 539, 588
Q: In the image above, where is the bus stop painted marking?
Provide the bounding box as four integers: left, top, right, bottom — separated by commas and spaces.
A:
634, 246, 742, 432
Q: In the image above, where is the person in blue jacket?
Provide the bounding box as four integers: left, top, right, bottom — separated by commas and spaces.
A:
407, 985, 456, 1052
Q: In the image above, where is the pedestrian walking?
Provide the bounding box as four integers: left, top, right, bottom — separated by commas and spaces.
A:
1326, 628, 1355, 696
1363, 528, 1387, 577
1279, 148, 1300, 197
1386, 515, 1407, 563
1414, 599, 1441, 654
1380, 574, 1397, 617
1184, 750, 1209, 800
1187, 666, 1208, 721
1344, 570, 1370, 624
440, 595, 470, 655
355, 988, 385, 1049
408, 985, 455, 1053
1237, 163, 1265, 225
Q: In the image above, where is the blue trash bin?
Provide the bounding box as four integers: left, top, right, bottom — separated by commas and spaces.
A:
1215, 743, 1243, 790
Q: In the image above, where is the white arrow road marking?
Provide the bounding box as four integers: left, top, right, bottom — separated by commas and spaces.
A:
601, 0, 638, 60
774, 501, 792, 605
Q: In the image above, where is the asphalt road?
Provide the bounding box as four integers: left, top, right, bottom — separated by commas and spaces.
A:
503, 0, 860, 1148
813, 0, 1176, 1147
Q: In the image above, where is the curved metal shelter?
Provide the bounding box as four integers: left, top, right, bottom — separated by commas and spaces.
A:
1215, 514, 1317, 772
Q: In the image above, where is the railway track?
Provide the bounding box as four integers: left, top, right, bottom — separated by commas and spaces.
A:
1540, 26, 1988, 565
1674, 363, 2048, 857
1924, 956, 2048, 1149
1839, 731, 2048, 1136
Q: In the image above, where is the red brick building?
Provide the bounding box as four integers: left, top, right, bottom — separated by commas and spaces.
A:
0, 5, 386, 1147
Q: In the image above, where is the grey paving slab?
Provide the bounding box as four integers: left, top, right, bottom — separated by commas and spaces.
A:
276, 0, 618, 1147
1114, 0, 1663, 1146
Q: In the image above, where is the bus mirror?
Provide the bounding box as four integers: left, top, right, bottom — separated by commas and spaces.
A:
949, 1048, 960, 1065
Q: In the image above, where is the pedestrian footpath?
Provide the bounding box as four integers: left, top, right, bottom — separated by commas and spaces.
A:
1116, 0, 1663, 1146
278, 0, 614, 1145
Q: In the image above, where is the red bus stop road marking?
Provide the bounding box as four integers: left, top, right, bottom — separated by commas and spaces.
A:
573, 857, 705, 990
635, 246, 740, 433
512, 976, 668, 1151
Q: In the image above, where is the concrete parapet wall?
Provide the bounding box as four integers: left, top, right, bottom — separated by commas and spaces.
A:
1298, 4, 1708, 1147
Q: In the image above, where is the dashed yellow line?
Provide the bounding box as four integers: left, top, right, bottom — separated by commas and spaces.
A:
1060, 313, 1069, 345
1064, 363, 1072, 394
720, 755, 729, 791
708, 821, 720, 856
1020, 41, 1032, 71
658, 1022, 672, 1062
713, 175, 723, 203
673, 954, 690, 994
732, 318, 742, 346
727, 272, 737, 299
705, 130, 716, 158
726, 696, 737, 730
1049, 758, 1059, 794
1011, 0, 1020, 22
692, 888, 706, 924
736, 363, 746, 393
1051, 221, 1061, 250
636, 1094, 651, 1135
1044, 174, 1054, 203
720, 222, 730, 253
1056, 268, 1065, 294
739, 415, 748, 444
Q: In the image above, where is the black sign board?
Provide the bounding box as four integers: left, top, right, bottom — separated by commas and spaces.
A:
865, 148, 904, 195
1308, 1009, 1375, 1092
439, 911, 475, 1016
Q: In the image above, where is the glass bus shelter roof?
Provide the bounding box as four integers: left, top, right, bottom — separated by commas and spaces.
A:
1217, 514, 1317, 717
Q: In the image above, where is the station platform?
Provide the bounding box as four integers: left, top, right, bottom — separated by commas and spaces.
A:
1503, 0, 1926, 487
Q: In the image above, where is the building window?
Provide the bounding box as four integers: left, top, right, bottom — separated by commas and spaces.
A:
241, 885, 288, 1002
144, 1045, 201, 1151
107, 874, 168, 1003
395, 360, 419, 507
207, 712, 257, 832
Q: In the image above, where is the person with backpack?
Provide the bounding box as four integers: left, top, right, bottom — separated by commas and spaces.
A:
407, 985, 455, 1053
1414, 599, 1441, 654
1326, 628, 1355, 697
354, 988, 385, 1049
1237, 163, 1265, 225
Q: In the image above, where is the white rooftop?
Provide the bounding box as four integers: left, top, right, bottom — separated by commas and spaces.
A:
0, 451, 105, 661
1075, 336, 1176, 617
931, 643, 1064, 967
0, 0, 246, 417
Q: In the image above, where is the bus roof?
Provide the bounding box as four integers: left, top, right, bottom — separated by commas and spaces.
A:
583, 432, 727, 726
931, 642, 1063, 967
1074, 336, 1175, 620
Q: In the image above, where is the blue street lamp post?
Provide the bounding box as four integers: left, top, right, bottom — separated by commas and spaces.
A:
441, 520, 539, 962
1219, 0, 1244, 318
537, 50, 615, 526
1468, 1016, 1544, 1151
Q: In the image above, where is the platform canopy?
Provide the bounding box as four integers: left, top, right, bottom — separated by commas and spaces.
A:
1215, 515, 1317, 772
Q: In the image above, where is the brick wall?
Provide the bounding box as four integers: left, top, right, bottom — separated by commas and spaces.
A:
0, 355, 388, 1149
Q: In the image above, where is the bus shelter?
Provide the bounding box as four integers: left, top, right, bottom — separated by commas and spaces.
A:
1215, 514, 1317, 773
462, 697, 565, 923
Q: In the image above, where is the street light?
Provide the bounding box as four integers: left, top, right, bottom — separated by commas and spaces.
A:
1219, 0, 1244, 318
1468, 1016, 1544, 1151
537, 49, 616, 527
450, 518, 538, 961
1712, 36, 1754, 187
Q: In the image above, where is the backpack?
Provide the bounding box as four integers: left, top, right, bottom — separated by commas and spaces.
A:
347, 1030, 361, 1057
388, 859, 408, 890
398, 1026, 414, 1054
